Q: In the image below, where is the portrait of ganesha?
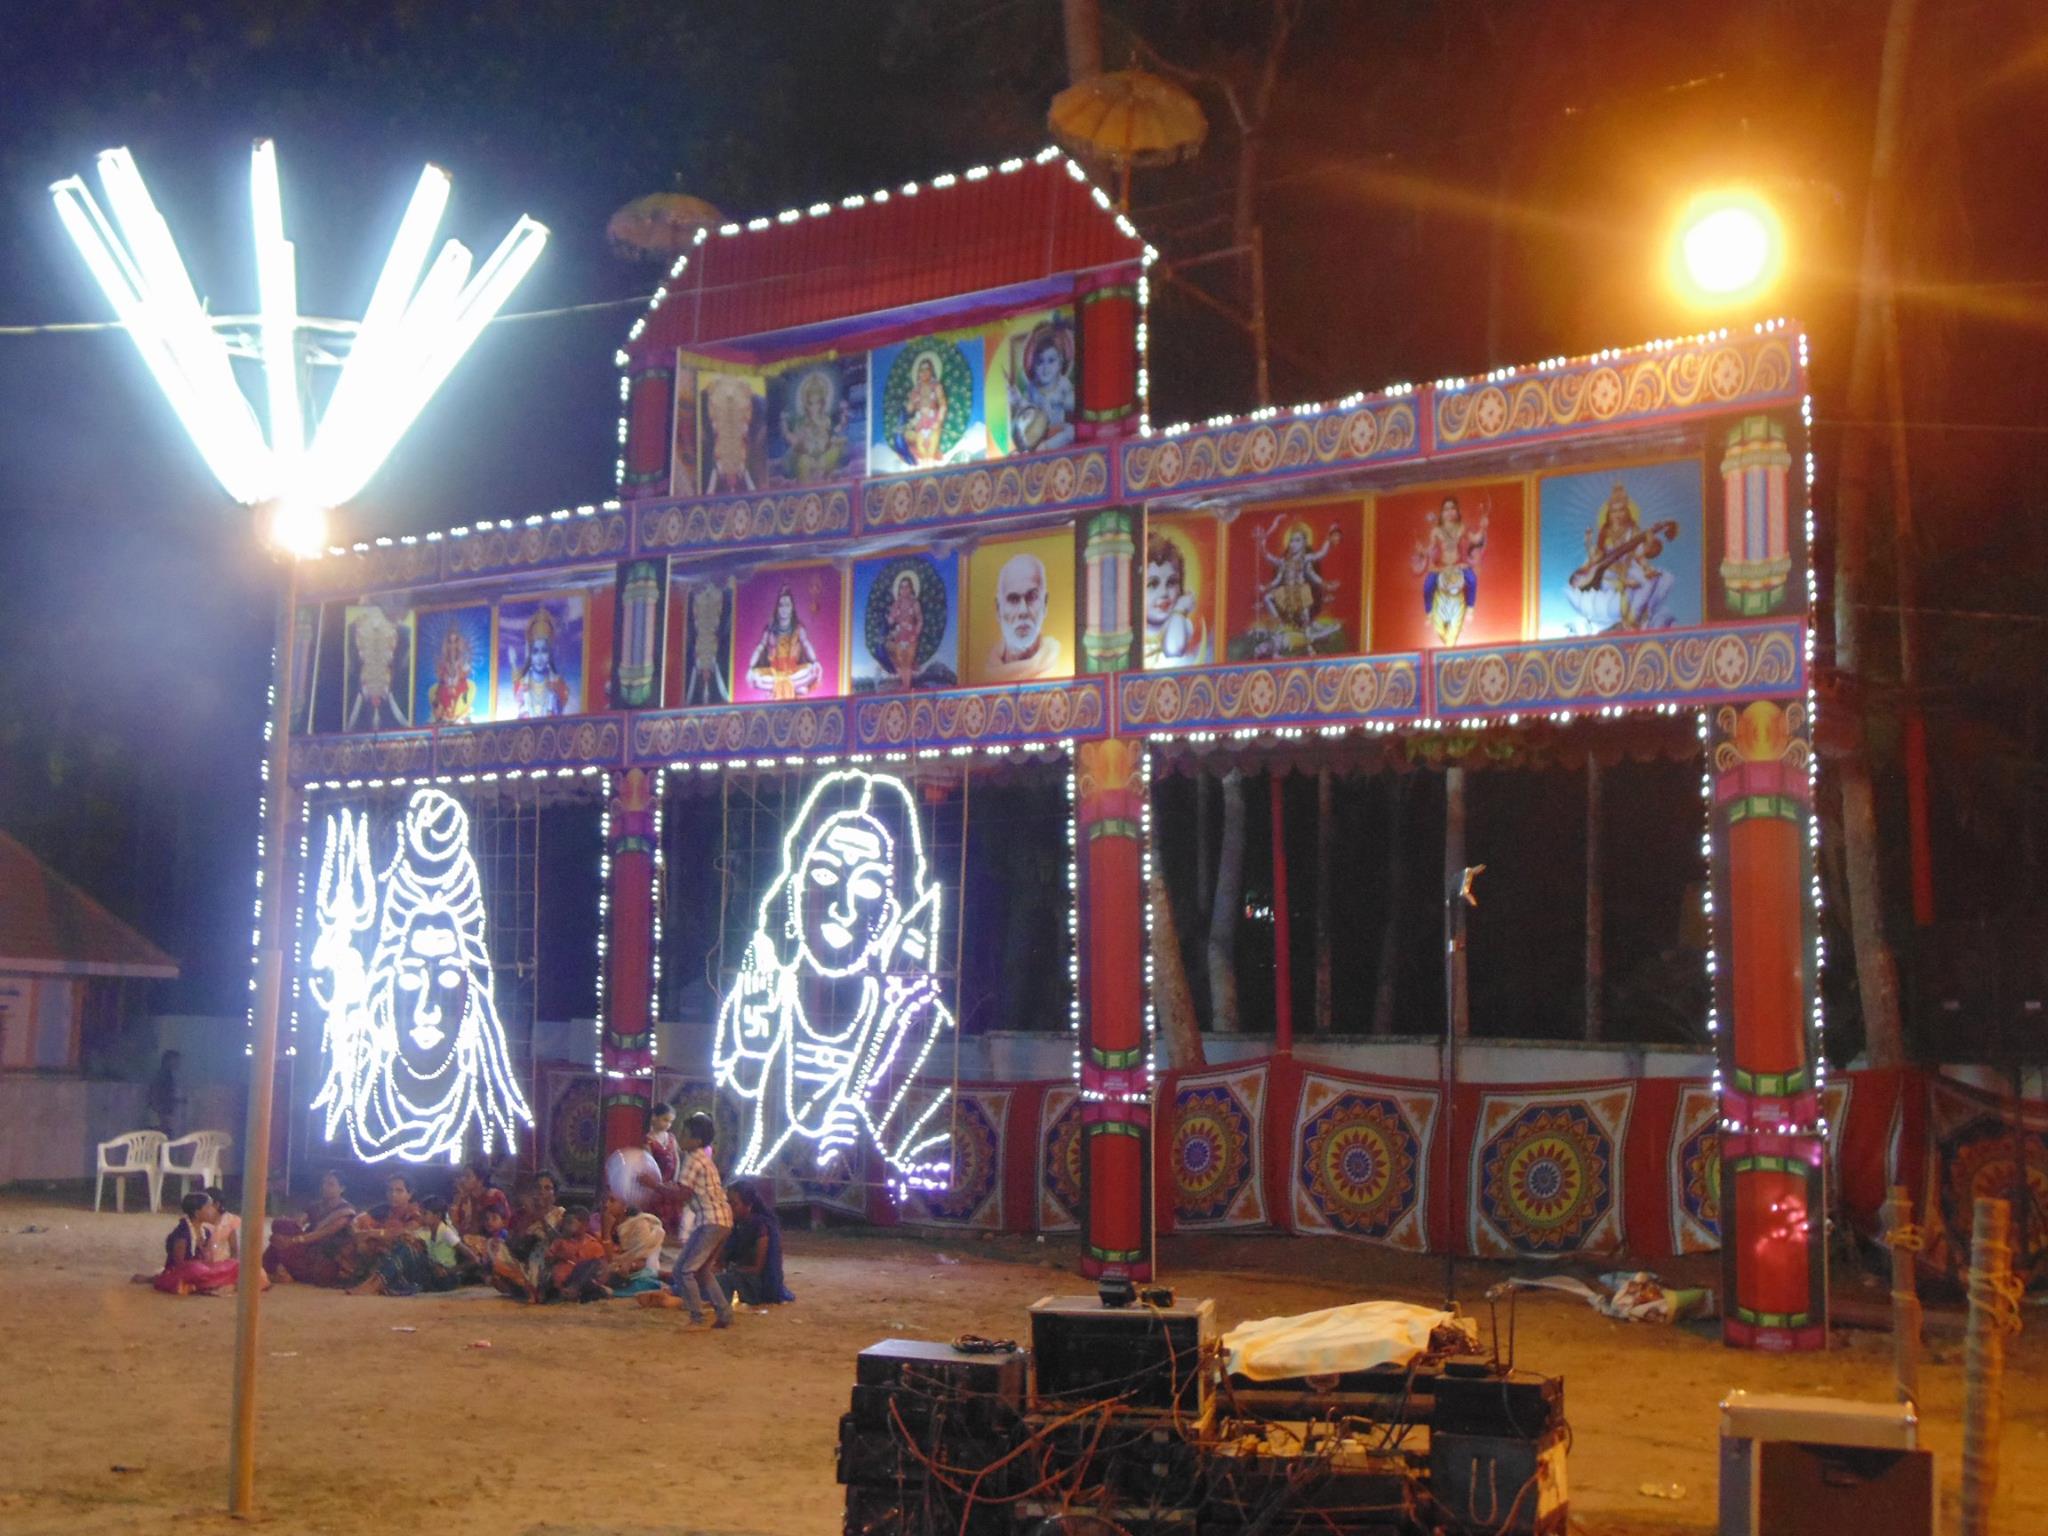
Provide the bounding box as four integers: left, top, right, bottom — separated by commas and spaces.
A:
309, 788, 533, 1164
714, 768, 955, 1183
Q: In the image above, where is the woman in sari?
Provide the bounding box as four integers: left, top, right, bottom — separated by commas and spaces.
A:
718, 1180, 795, 1306
351, 1196, 467, 1297
484, 1172, 564, 1301
449, 1161, 512, 1240
263, 1170, 358, 1286
602, 1196, 666, 1297
336, 1173, 429, 1284
155, 1191, 241, 1296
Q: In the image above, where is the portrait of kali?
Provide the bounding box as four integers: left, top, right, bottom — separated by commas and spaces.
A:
310, 787, 533, 1164
714, 768, 955, 1182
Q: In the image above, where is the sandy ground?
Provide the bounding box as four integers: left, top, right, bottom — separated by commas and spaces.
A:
1, 1194, 2042, 1536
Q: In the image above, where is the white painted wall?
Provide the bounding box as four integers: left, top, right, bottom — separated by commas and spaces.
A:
0, 1077, 241, 1185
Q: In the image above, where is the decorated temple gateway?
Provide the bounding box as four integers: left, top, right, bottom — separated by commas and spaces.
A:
285, 146, 1903, 1352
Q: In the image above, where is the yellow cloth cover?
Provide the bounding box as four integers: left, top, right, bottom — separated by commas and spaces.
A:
1222, 1300, 1467, 1382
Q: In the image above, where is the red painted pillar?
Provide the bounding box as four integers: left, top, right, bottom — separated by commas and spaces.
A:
1076, 264, 1139, 442
1711, 700, 1826, 1349
620, 358, 675, 497
1269, 773, 1294, 1055
1075, 738, 1151, 1280
601, 768, 658, 1156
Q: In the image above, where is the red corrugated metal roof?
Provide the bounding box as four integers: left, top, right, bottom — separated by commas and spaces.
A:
629, 156, 1144, 357
0, 831, 179, 979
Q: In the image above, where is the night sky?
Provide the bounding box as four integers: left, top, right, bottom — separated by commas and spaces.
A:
3, 2, 2042, 1021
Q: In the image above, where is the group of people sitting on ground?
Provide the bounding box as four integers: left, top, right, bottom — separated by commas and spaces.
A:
149, 1108, 793, 1328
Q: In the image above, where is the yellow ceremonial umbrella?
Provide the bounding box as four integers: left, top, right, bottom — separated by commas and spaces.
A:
1048, 68, 1207, 207
607, 192, 723, 261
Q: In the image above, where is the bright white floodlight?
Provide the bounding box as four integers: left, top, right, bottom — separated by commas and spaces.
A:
51, 140, 548, 530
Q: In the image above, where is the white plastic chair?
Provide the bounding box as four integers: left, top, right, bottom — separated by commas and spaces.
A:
160, 1130, 234, 1203
95, 1130, 167, 1213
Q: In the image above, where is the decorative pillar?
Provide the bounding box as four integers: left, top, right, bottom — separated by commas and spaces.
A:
620, 358, 675, 496
1717, 415, 1793, 615
1081, 508, 1137, 672
610, 557, 668, 710
1709, 700, 1827, 1348
1076, 265, 1138, 441
600, 768, 659, 1156
1075, 738, 1151, 1280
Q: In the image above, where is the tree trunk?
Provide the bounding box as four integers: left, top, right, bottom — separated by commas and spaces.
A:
1269, 773, 1295, 1052
1444, 766, 1470, 1040
1584, 752, 1604, 1043
1207, 768, 1247, 1033
1832, 0, 1919, 1068
1370, 776, 1407, 1036
1148, 861, 1207, 1069
1313, 768, 1334, 1035
1060, 0, 1102, 84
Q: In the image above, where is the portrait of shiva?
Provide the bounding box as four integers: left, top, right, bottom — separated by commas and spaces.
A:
309, 787, 533, 1164
713, 768, 955, 1182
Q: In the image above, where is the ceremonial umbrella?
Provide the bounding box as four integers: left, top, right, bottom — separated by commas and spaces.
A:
607, 192, 723, 260
1048, 68, 1207, 207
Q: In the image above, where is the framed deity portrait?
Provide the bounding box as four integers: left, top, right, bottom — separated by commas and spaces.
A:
850, 549, 960, 694
730, 563, 845, 704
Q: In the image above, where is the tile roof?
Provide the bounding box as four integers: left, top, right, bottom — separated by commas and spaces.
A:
0, 830, 179, 978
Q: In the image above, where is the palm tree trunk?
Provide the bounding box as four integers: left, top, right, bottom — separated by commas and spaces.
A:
1584, 752, 1604, 1043
1370, 776, 1407, 1036
1832, 0, 1920, 1068
1061, 0, 1102, 84
1444, 766, 1470, 1041
1313, 768, 1334, 1034
1148, 861, 1207, 1069
1206, 768, 1247, 1032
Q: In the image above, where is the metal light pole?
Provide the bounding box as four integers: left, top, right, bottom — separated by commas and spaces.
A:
228, 520, 302, 1515
51, 141, 547, 1517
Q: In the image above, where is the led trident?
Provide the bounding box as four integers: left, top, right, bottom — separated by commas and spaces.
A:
51, 141, 548, 549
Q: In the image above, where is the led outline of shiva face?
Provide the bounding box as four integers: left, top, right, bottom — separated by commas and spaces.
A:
309, 787, 533, 1165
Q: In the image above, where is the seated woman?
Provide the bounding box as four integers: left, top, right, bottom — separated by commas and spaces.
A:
449, 1161, 512, 1240
201, 1186, 243, 1262
155, 1191, 242, 1296
351, 1196, 466, 1297
483, 1172, 564, 1301
718, 1180, 794, 1306
264, 1170, 358, 1286
337, 1173, 428, 1285
601, 1195, 666, 1297
543, 1204, 611, 1303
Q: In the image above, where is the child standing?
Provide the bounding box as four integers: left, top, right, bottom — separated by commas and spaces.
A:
637, 1110, 733, 1329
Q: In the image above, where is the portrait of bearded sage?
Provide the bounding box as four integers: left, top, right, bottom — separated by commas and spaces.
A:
309, 787, 533, 1164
